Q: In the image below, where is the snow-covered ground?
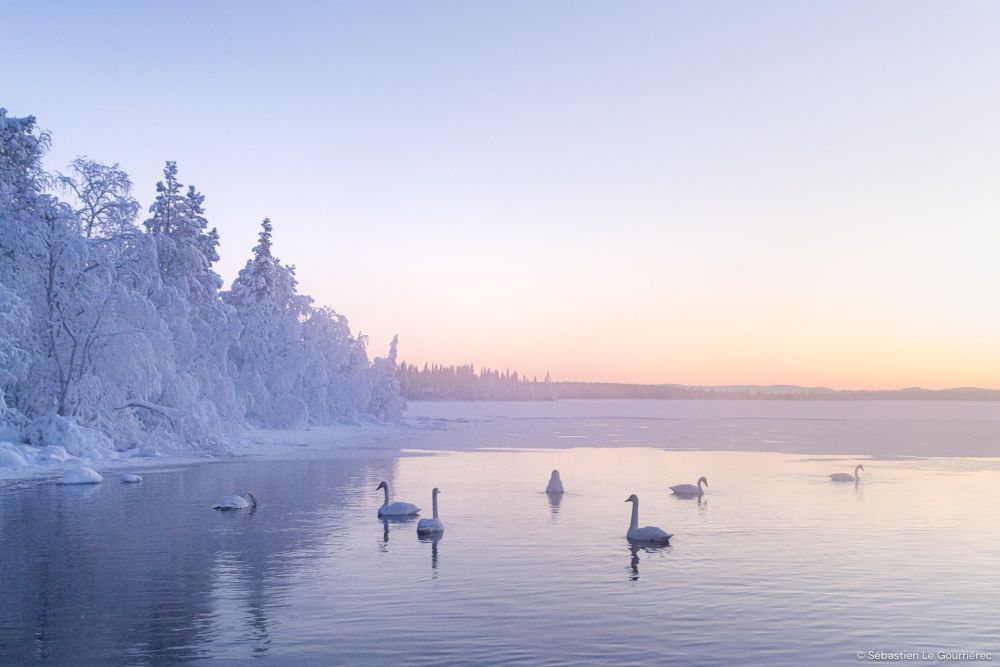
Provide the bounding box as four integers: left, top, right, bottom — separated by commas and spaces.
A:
0, 410, 459, 483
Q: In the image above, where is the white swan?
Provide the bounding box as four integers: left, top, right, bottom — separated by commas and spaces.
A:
670, 476, 707, 496
625, 494, 672, 544
830, 464, 864, 482
417, 488, 444, 534
214, 492, 257, 510
376, 480, 420, 518
545, 469, 564, 494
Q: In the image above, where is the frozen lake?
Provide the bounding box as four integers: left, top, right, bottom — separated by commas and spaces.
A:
2, 400, 1000, 664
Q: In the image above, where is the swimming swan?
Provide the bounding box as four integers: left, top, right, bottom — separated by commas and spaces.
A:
830, 464, 864, 482
376, 481, 421, 518
214, 492, 257, 510
670, 476, 708, 496
417, 488, 444, 534
545, 470, 564, 494
625, 494, 672, 544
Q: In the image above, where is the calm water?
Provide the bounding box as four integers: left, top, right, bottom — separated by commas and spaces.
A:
2, 401, 1000, 665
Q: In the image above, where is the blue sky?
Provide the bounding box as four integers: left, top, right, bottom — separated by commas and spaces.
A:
5, 1, 1000, 387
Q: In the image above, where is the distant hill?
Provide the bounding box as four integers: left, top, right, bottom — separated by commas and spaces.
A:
550, 383, 1000, 401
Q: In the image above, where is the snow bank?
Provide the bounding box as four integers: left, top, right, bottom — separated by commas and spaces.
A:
0, 417, 423, 483
60, 463, 103, 485
0, 443, 29, 469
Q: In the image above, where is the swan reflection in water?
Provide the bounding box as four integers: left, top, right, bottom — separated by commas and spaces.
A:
546, 491, 562, 518
418, 532, 443, 573
379, 515, 419, 552
627, 542, 670, 582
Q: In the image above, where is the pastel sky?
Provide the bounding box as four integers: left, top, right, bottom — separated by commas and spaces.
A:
5, 1, 1000, 389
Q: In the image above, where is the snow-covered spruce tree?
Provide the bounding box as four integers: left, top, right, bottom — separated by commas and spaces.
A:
138, 162, 242, 451
368, 334, 405, 421
224, 218, 312, 427
223, 219, 403, 426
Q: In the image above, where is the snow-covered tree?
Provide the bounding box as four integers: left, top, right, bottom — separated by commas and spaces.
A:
368, 335, 405, 421
136, 161, 241, 449
225, 218, 312, 427
56, 157, 140, 239
1, 110, 405, 464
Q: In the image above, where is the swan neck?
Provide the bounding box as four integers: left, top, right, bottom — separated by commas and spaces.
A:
382, 485, 390, 507
855, 465, 862, 480
630, 499, 639, 530
432, 492, 439, 519
698, 478, 704, 491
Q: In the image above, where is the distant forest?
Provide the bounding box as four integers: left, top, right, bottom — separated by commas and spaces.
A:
399, 364, 1000, 401
398, 364, 557, 400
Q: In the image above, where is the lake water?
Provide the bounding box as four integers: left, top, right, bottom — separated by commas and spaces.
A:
2, 400, 1000, 665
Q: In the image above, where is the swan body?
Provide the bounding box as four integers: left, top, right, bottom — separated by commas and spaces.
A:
376, 481, 420, 518
417, 488, 444, 534
830, 464, 864, 482
545, 470, 564, 494
121, 474, 143, 484
625, 494, 672, 544
670, 476, 708, 496
214, 492, 257, 510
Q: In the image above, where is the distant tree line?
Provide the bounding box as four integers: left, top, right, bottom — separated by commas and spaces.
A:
399, 368, 1000, 402
399, 363, 556, 400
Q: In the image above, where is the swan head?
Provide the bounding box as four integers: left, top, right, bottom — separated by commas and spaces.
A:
625, 494, 638, 503
376, 481, 387, 491
698, 476, 708, 487
550, 469, 561, 480
246, 492, 258, 508
432, 487, 441, 495
857, 465, 865, 471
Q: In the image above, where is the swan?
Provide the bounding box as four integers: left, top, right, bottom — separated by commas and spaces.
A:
214, 492, 257, 510
670, 476, 708, 496
830, 464, 864, 482
545, 469, 564, 494
625, 494, 672, 544
376, 480, 420, 518
417, 488, 444, 534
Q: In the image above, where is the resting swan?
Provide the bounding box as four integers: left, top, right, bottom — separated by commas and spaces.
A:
214, 492, 257, 510
670, 476, 708, 496
417, 488, 444, 534
830, 464, 864, 482
545, 470, 564, 494
625, 494, 672, 544
376, 481, 420, 518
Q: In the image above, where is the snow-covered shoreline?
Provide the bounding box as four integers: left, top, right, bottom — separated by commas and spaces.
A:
0, 414, 460, 484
